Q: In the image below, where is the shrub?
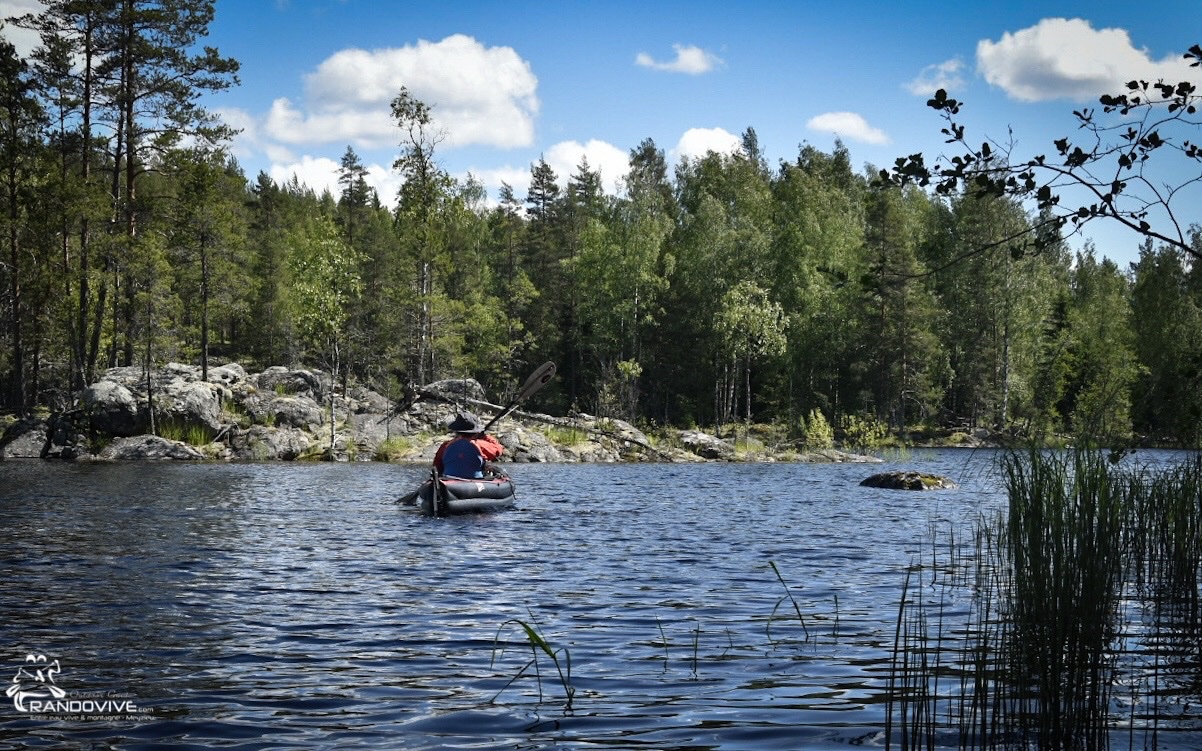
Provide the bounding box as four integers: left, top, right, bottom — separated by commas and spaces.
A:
801, 408, 834, 450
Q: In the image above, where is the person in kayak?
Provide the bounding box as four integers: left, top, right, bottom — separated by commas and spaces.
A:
433, 412, 505, 479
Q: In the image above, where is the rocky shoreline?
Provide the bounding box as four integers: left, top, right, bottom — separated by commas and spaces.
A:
0, 363, 884, 466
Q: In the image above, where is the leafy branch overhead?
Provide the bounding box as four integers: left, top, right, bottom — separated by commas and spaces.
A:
881, 43, 1202, 261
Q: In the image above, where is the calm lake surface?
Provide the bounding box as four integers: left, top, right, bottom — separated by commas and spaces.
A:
0, 449, 1195, 749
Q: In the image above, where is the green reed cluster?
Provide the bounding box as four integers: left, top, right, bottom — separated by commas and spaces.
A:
888, 449, 1202, 750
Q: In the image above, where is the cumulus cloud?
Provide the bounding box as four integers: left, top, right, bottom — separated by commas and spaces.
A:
268, 154, 401, 204
671, 127, 742, 163
215, 106, 265, 161
262, 34, 539, 149
906, 58, 966, 96
268, 155, 342, 198
0, 0, 44, 58
977, 18, 1198, 102
464, 141, 628, 203
635, 44, 723, 74
805, 112, 890, 145
543, 139, 630, 194
464, 165, 534, 202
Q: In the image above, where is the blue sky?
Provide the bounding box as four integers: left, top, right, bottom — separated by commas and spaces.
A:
3, 0, 1200, 268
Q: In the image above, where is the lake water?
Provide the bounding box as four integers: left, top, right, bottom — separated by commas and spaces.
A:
0, 449, 1193, 749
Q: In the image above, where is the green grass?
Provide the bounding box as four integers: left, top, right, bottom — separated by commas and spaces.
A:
158, 420, 214, 446
222, 399, 252, 428
541, 424, 588, 448
374, 434, 427, 462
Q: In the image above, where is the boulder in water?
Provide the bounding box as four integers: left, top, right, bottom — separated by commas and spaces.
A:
860, 471, 957, 490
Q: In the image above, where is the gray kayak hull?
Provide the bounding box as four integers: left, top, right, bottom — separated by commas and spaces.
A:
415, 476, 516, 516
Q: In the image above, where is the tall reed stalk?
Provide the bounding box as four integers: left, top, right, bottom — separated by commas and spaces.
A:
887, 449, 1202, 750
1000, 449, 1124, 748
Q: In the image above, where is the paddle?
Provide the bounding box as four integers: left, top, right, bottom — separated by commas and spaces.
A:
482, 361, 556, 433
429, 467, 444, 517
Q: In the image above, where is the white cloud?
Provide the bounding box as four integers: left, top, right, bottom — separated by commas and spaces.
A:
671, 127, 742, 163
215, 106, 264, 161
635, 44, 723, 74
464, 165, 533, 203
268, 155, 342, 198
0, 0, 44, 59
805, 112, 890, 145
464, 141, 628, 203
977, 18, 1198, 102
267, 154, 401, 206
906, 58, 966, 96
262, 34, 539, 149
365, 163, 403, 205
544, 139, 629, 194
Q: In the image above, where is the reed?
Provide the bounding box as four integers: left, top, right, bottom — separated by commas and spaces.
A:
886, 448, 1202, 750
766, 560, 811, 643
655, 616, 670, 663
1000, 449, 1124, 748
690, 620, 701, 676
491, 618, 574, 709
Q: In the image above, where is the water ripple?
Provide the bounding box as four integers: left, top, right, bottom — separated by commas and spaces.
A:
1, 452, 1021, 749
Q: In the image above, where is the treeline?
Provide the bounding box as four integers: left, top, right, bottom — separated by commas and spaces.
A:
2, 3, 1201, 446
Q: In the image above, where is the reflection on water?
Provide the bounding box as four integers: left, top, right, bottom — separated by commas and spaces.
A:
0, 450, 1189, 749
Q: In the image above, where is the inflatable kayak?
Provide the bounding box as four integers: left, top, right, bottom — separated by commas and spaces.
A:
409, 472, 516, 516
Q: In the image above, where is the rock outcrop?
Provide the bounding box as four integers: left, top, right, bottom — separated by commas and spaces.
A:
0, 362, 885, 465
98, 435, 206, 461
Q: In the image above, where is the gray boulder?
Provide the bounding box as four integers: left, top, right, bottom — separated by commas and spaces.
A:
83, 380, 143, 436
571, 413, 648, 443
207, 363, 247, 386
500, 428, 563, 463
860, 471, 958, 490
347, 385, 393, 415
230, 425, 313, 461
423, 378, 486, 402
268, 395, 324, 430
158, 379, 226, 432
345, 412, 410, 460
0, 417, 49, 459
254, 367, 327, 401
679, 430, 735, 460
98, 435, 204, 461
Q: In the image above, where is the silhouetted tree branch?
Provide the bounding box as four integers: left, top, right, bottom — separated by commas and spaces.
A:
881, 43, 1202, 262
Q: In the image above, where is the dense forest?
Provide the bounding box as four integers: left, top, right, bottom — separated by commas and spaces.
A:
2, 3, 1201, 447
